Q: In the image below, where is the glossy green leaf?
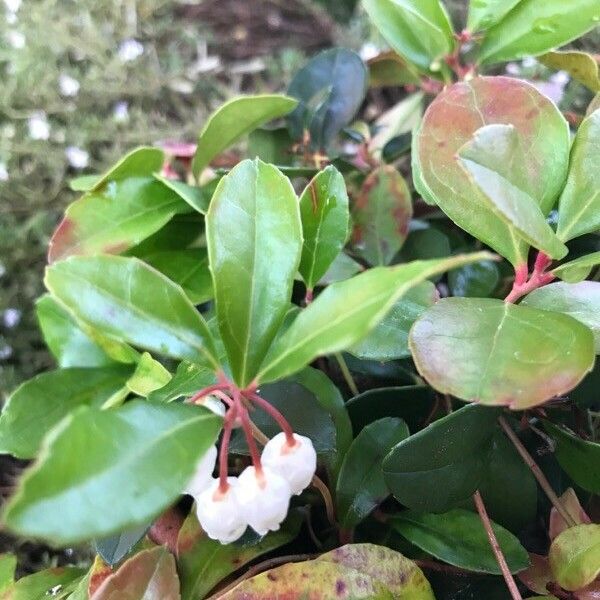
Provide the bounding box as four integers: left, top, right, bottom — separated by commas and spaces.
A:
346, 385, 437, 434
126, 352, 171, 397
539, 51, 600, 92
557, 109, 600, 242
92, 547, 180, 600
36, 294, 113, 368
352, 165, 413, 266
478, 1, 600, 66
141, 248, 213, 305
367, 50, 421, 87
287, 48, 368, 150
549, 524, 600, 591
383, 404, 501, 513
362, 0, 455, 74
466, 0, 523, 32
392, 509, 529, 574
49, 177, 188, 263
126, 213, 203, 255
458, 124, 567, 260
176, 510, 301, 600
552, 252, 600, 283
349, 281, 437, 361
222, 544, 434, 599
206, 159, 302, 386
192, 95, 297, 177
337, 417, 409, 528
91, 147, 165, 190
247, 126, 294, 165
523, 282, 600, 352
414, 77, 570, 266
409, 297, 595, 409
147, 361, 216, 403
448, 259, 500, 297
298, 166, 350, 290
69, 174, 101, 192
45, 255, 218, 367
543, 421, 600, 494
0, 567, 84, 600
317, 252, 363, 285
258, 252, 494, 383
0, 555, 16, 593
3, 402, 221, 544
153, 174, 211, 214
94, 523, 151, 566
0, 365, 132, 459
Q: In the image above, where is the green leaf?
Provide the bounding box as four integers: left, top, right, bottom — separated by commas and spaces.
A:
478, 0, 600, 66
298, 166, 350, 290
458, 124, 567, 260
557, 109, 600, 242
92, 547, 180, 600
94, 523, 151, 566
3, 402, 222, 544
49, 178, 187, 262
192, 95, 298, 177
466, 0, 523, 32
448, 259, 500, 297
126, 352, 172, 397
317, 252, 363, 285
336, 417, 409, 529
383, 404, 501, 513
362, 0, 455, 74
549, 524, 600, 591
69, 173, 102, 192
352, 165, 413, 266
152, 174, 211, 214
176, 510, 301, 600
287, 48, 368, 150
367, 50, 421, 87
221, 543, 435, 599
257, 252, 495, 383
45, 255, 218, 367
0, 555, 16, 593
0, 365, 132, 459
552, 252, 600, 283
36, 294, 113, 368
206, 159, 302, 386
0, 567, 84, 600
91, 147, 165, 190
141, 248, 213, 305
391, 509, 529, 574
247, 126, 294, 164
539, 51, 600, 92
349, 281, 437, 361
413, 77, 570, 266
523, 282, 600, 353
147, 361, 216, 403
346, 385, 437, 434
409, 297, 595, 409
543, 421, 600, 494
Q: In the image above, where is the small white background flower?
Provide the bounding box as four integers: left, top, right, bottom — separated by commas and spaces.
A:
118, 39, 144, 62
28, 112, 50, 140
59, 74, 80, 97
65, 146, 89, 169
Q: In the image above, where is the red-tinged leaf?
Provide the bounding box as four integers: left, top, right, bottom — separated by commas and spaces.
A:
413, 76, 570, 266
91, 547, 180, 600
518, 553, 553, 595
352, 166, 412, 266
549, 489, 591, 541
88, 556, 114, 597
148, 508, 185, 554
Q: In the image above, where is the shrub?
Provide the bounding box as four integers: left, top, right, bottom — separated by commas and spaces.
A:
1, 1, 599, 598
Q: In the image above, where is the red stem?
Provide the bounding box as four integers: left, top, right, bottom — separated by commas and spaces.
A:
505, 252, 555, 304
218, 412, 234, 493
238, 393, 264, 475
189, 383, 228, 404
246, 392, 296, 446
210, 389, 234, 407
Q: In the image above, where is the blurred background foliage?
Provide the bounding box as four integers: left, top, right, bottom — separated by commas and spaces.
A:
0, 0, 598, 395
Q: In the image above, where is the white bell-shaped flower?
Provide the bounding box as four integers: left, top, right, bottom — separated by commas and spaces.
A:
196, 477, 247, 544
261, 432, 316, 495
197, 394, 226, 417
235, 466, 291, 535
184, 445, 217, 497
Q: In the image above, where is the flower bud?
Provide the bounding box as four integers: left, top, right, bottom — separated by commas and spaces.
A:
196, 477, 247, 544
197, 395, 226, 417
184, 445, 217, 497
235, 466, 291, 535
261, 433, 316, 495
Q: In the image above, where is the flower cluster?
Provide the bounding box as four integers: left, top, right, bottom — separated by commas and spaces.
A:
182, 380, 317, 544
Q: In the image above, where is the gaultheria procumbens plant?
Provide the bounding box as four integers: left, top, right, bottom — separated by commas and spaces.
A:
0, 1, 599, 598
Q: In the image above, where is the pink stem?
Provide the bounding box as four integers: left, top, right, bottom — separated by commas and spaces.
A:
189, 383, 228, 404
237, 392, 264, 475
218, 411, 234, 493
505, 253, 555, 304
210, 389, 234, 407
246, 392, 296, 446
